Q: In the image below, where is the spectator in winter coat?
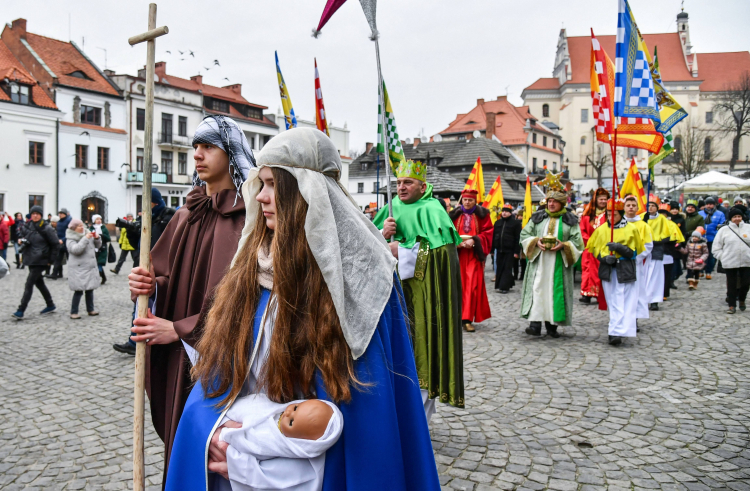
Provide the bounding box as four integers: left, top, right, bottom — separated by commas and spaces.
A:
65, 219, 101, 319
491, 203, 522, 293
11, 205, 59, 319
89, 215, 111, 285
48, 208, 72, 279
0, 215, 8, 261
684, 200, 704, 238
731, 197, 750, 223
699, 197, 726, 279
111, 214, 137, 274
712, 208, 750, 314
10, 212, 24, 268
684, 231, 709, 290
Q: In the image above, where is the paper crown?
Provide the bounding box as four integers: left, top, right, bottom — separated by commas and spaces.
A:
502, 203, 513, 210
395, 159, 426, 182
606, 198, 625, 211
538, 170, 564, 192
658, 203, 671, 211
461, 189, 479, 199
686, 199, 698, 207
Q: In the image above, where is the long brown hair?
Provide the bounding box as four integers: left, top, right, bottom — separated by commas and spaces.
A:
192, 167, 359, 408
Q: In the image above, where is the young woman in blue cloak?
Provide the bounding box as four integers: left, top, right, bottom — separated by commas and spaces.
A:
164, 128, 440, 491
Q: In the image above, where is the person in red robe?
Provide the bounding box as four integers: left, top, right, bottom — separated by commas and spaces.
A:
580, 188, 610, 306
449, 189, 493, 332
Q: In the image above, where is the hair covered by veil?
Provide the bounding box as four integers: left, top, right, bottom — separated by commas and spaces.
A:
233, 127, 397, 359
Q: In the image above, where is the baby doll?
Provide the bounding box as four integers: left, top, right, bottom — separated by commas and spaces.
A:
217, 394, 343, 491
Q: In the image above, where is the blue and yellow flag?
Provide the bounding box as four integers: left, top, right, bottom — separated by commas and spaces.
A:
614, 0, 660, 123
275, 51, 297, 130
651, 46, 688, 134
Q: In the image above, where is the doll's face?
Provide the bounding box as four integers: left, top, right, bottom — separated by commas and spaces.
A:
278, 400, 333, 440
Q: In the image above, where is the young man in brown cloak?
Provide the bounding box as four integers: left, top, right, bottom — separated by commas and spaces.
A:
126, 115, 254, 484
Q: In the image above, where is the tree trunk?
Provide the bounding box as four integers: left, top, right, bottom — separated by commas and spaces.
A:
731, 135, 740, 171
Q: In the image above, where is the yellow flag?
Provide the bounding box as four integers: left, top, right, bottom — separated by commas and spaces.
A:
463, 157, 485, 203
523, 176, 532, 228
482, 175, 505, 223
619, 158, 647, 214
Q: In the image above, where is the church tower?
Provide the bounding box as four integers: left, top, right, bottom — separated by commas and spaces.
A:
677, 9, 698, 77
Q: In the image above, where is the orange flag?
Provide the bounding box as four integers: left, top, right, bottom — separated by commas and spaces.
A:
463, 157, 485, 203
619, 158, 647, 214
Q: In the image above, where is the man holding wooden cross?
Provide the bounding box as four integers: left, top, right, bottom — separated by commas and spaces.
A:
127, 115, 254, 484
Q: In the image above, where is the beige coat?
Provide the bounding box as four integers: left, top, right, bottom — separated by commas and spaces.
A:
66, 229, 102, 291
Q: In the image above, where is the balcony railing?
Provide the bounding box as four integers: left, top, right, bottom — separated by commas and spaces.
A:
157, 132, 191, 147
127, 172, 167, 184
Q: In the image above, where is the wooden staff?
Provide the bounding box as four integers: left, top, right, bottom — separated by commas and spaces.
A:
127, 5, 168, 489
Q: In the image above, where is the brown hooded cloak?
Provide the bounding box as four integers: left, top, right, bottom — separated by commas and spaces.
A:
145, 185, 245, 485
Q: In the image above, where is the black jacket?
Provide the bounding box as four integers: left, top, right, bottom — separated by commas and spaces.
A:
119, 207, 176, 250
19, 220, 59, 266
491, 215, 522, 255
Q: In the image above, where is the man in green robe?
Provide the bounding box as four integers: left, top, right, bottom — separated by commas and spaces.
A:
373, 159, 464, 413
519, 176, 584, 338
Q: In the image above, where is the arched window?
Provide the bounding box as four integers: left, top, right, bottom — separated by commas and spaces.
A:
542, 104, 549, 117
580, 136, 586, 146
704, 137, 712, 160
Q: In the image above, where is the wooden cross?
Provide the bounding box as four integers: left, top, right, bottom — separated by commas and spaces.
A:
127, 5, 168, 490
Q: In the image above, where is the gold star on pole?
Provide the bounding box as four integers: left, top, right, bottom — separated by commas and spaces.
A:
538, 170, 564, 191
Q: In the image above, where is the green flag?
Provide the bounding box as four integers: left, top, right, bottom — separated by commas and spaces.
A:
648, 130, 675, 172
377, 80, 406, 173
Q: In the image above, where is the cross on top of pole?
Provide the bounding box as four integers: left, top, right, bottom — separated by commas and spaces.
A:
128, 5, 168, 47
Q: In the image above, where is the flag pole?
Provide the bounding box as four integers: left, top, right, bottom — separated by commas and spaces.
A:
127, 4, 168, 490
374, 37, 393, 217
609, 122, 618, 245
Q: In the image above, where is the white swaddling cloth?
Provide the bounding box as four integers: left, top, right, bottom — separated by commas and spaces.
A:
218, 394, 343, 491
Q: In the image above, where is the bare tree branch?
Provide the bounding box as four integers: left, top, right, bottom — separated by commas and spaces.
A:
713, 71, 750, 171
584, 141, 611, 188
668, 118, 721, 180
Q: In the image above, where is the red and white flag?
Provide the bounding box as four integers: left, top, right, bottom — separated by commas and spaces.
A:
314, 58, 330, 136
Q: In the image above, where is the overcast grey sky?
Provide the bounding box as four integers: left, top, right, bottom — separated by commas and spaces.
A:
3, 0, 749, 152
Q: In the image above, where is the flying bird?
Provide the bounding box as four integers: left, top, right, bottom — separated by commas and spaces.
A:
79, 131, 90, 137
203, 67, 211, 71
79, 171, 88, 178
189, 50, 195, 57
223, 77, 230, 81
213, 60, 220, 66
166, 50, 171, 54
179, 58, 185, 61
178, 50, 184, 55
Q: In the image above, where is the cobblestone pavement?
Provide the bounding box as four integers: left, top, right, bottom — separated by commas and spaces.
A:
1, 255, 749, 490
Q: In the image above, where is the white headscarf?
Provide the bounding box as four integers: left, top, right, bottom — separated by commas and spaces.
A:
233, 128, 397, 360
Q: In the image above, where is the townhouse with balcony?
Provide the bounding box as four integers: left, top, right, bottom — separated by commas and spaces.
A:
2, 18, 128, 224
110, 61, 279, 214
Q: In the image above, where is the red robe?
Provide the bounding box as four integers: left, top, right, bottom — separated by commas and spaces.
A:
580, 211, 609, 309
450, 206, 493, 323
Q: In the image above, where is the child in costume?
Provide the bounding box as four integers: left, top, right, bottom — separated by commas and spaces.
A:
217, 395, 343, 491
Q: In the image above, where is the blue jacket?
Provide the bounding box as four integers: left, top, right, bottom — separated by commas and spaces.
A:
56, 214, 72, 243
699, 209, 725, 242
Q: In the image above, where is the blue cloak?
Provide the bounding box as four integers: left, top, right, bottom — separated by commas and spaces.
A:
165, 279, 440, 490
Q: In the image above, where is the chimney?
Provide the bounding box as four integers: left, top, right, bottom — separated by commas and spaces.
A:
485, 112, 496, 140
103, 69, 115, 77
497, 95, 507, 101
477, 98, 485, 106
413, 137, 420, 148
11, 19, 27, 39
155, 61, 167, 78
190, 74, 203, 85
365, 142, 373, 154
224, 83, 242, 94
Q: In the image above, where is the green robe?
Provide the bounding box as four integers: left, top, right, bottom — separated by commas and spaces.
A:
519, 211, 584, 326
373, 186, 465, 407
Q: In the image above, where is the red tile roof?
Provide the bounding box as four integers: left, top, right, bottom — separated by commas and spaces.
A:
24, 33, 119, 96
154, 63, 266, 107
60, 121, 127, 134
696, 51, 750, 92
439, 96, 555, 146
525, 32, 750, 95
525, 78, 559, 90
0, 39, 56, 109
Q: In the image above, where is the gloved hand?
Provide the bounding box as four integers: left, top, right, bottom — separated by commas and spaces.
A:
607, 242, 634, 257
602, 255, 617, 265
